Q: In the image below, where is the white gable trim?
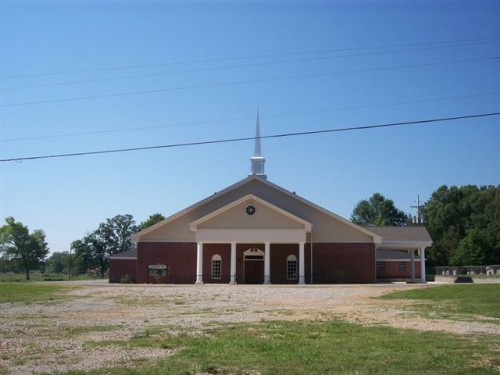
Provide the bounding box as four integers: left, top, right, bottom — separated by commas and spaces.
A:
189, 194, 312, 231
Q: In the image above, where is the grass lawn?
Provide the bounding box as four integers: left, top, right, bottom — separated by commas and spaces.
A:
380, 284, 500, 322
0, 282, 78, 304
66, 319, 499, 375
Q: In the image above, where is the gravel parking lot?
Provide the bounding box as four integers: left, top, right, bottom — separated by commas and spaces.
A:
1, 281, 499, 374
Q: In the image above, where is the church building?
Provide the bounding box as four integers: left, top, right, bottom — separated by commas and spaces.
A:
109, 116, 432, 284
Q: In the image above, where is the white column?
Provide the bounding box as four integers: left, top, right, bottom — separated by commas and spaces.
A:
264, 242, 271, 284
410, 249, 416, 282
420, 247, 426, 283
195, 242, 204, 284
230, 242, 237, 284
299, 242, 305, 284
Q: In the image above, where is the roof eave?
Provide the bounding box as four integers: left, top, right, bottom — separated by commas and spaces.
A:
378, 240, 433, 250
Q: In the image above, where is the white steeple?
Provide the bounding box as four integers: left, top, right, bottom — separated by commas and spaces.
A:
250, 111, 266, 178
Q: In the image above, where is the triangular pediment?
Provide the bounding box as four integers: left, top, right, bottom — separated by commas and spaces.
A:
190, 194, 312, 231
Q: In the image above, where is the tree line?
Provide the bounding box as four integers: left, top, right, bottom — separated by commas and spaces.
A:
1, 185, 498, 279
0, 213, 164, 280
350, 185, 500, 267
422, 185, 499, 267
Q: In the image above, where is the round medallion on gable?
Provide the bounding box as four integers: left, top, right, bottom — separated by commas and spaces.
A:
245, 204, 256, 216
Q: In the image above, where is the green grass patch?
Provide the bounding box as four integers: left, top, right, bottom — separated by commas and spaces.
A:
0, 272, 48, 282
83, 329, 191, 351
65, 319, 499, 375
0, 282, 78, 304
0, 272, 99, 283
381, 284, 500, 322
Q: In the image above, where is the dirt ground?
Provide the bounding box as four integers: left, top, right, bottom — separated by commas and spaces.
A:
1, 281, 499, 374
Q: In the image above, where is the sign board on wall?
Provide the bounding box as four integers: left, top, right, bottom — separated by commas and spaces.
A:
148, 264, 167, 277
149, 264, 167, 270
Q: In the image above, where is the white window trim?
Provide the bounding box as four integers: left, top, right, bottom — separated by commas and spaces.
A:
287, 254, 297, 280
211, 254, 222, 280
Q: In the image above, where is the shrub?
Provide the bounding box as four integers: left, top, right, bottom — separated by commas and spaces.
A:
120, 274, 132, 284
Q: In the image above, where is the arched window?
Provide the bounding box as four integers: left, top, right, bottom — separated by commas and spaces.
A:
211, 254, 222, 280
287, 255, 297, 280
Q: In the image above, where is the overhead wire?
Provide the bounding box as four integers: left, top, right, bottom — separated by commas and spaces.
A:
3, 38, 497, 91
1, 56, 496, 107
2, 36, 497, 80
1, 112, 498, 163
1, 92, 497, 142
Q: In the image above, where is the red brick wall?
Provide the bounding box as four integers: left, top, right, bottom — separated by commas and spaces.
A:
209, 242, 373, 284
376, 260, 422, 280
270, 244, 310, 284
109, 259, 137, 283
312, 243, 376, 283
203, 244, 231, 283
112, 241, 377, 284
137, 242, 197, 284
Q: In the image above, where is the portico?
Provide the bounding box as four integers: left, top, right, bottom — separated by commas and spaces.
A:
190, 194, 311, 284
193, 241, 307, 284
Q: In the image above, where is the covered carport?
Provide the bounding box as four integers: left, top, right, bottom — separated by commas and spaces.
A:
365, 226, 433, 283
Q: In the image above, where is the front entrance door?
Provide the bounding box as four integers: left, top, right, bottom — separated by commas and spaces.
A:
243, 247, 265, 284
244, 260, 264, 284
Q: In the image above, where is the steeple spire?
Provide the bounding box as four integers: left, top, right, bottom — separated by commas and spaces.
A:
254, 111, 262, 157
250, 111, 266, 178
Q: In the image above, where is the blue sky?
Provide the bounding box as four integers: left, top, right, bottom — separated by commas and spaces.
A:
1, 1, 499, 255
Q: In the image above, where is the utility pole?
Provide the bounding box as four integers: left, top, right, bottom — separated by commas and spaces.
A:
411, 195, 424, 225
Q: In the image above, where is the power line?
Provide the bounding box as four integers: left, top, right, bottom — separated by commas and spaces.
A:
1, 112, 498, 163
2, 36, 497, 80
1, 92, 497, 143
1, 56, 496, 108
3, 39, 497, 91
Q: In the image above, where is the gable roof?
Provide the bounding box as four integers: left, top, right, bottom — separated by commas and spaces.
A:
109, 248, 137, 260
365, 226, 432, 250
133, 175, 382, 243
364, 226, 432, 242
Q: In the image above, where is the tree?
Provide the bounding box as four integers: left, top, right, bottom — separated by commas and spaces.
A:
45, 251, 70, 274
72, 232, 107, 277
0, 217, 49, 280
140, 213, 165, 230
423, 185, 500, 267
98, 214, 140, 255
351, 193, 410, 226
72, 214, 140, 278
